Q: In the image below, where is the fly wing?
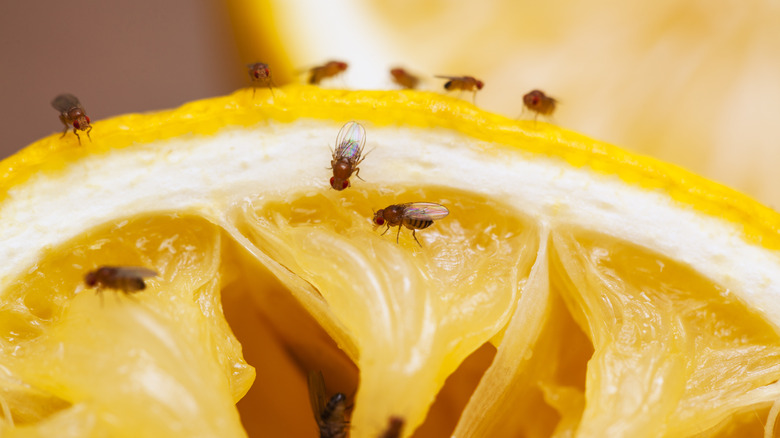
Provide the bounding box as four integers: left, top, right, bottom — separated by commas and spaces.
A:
51, 94, 81, 112
334, 121, 366, 161
113, 267, 158, 279
434, 75, 460, 80
402, 203, 450, 221
307, 371, 327, 422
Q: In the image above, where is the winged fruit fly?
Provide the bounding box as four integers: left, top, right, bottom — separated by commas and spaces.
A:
372, 202, 450, 246
378, 417, 404, 438
523, 89, 557, 120
308, 371, 349, 438
329, 121, 367, 191
52, 93, 92, 144
390, 67, 419, 89
308, 61, 348, 85
84, 266, 158, 293
247, 62, 275, 97
434, 75, 484, 104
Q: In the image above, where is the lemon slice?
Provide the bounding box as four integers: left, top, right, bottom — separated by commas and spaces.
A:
2, 85, 780, 437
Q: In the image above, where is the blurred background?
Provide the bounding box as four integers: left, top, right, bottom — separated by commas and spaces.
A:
2, 0, 780, 208
0, 1, 242, 153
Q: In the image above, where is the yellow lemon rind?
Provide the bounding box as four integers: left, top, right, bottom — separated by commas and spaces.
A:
1, 84, 778, 252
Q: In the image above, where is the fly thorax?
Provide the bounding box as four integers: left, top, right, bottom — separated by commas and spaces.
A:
333, 160, 352, 179
385, 206, 405, 225
68, 107, 84, 119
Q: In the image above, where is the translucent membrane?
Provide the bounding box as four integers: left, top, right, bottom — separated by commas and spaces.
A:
0, 216, 251, 437
3, 189, 780, 437
240, 186, 537, 435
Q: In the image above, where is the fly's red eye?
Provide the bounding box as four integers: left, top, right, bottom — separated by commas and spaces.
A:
342, 180, 349, 189
73, 121, 80, 129
86, 116, 91, 123
532, 96, 540, 105
264, 69, 270, 76
254, 71, 261, 78
329, 177, 335, 186
375, 217, 385, 225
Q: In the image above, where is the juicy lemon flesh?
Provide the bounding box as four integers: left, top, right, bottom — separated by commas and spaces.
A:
1, 184, 780, 437
0, 216, 252, 437
241, 185, 538, 434
550, 231, 780, 437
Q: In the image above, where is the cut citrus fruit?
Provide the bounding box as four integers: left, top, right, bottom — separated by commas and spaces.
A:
2, 85, 780, 437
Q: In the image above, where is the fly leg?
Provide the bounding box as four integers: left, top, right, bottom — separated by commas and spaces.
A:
59, 115, 70, 138
354, 167, 365, 182
95, 287, 104, 307
309, 70, 321, 85
412, 229, 422, 247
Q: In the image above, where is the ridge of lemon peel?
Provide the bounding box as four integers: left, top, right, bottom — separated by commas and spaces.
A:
1, 84, 778, 250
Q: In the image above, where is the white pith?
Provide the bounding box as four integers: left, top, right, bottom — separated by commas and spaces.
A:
1, 118, 779, 330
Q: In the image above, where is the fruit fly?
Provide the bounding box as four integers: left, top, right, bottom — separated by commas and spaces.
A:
84, 266, 158, 294
378, 417, 404, 438
247, 62, 275, 97
308, 61, 348, 85
523, 89, 557, 120
373, 202, 450, 246
308, 371, 349, 438
52, 93, 92, 144
435, 75, 484, 104
330, 121, 367, 191
390, 67, 419, 89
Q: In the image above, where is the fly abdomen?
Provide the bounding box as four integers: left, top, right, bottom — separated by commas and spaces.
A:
131, 278, 147, 291
119, 277, 146, 292
318, 392, 348, 438
321, 392, 347, 421
405, 218, 434, 230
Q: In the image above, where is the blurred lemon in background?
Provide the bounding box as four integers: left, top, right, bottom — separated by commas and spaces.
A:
226, 0, 780, 208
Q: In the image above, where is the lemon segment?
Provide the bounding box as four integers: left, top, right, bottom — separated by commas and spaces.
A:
455, 228, 780, 437
453, 231, 560, 437
241, 187, 538, 432
551, 231, 780, 437
2, 216, 251, 437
